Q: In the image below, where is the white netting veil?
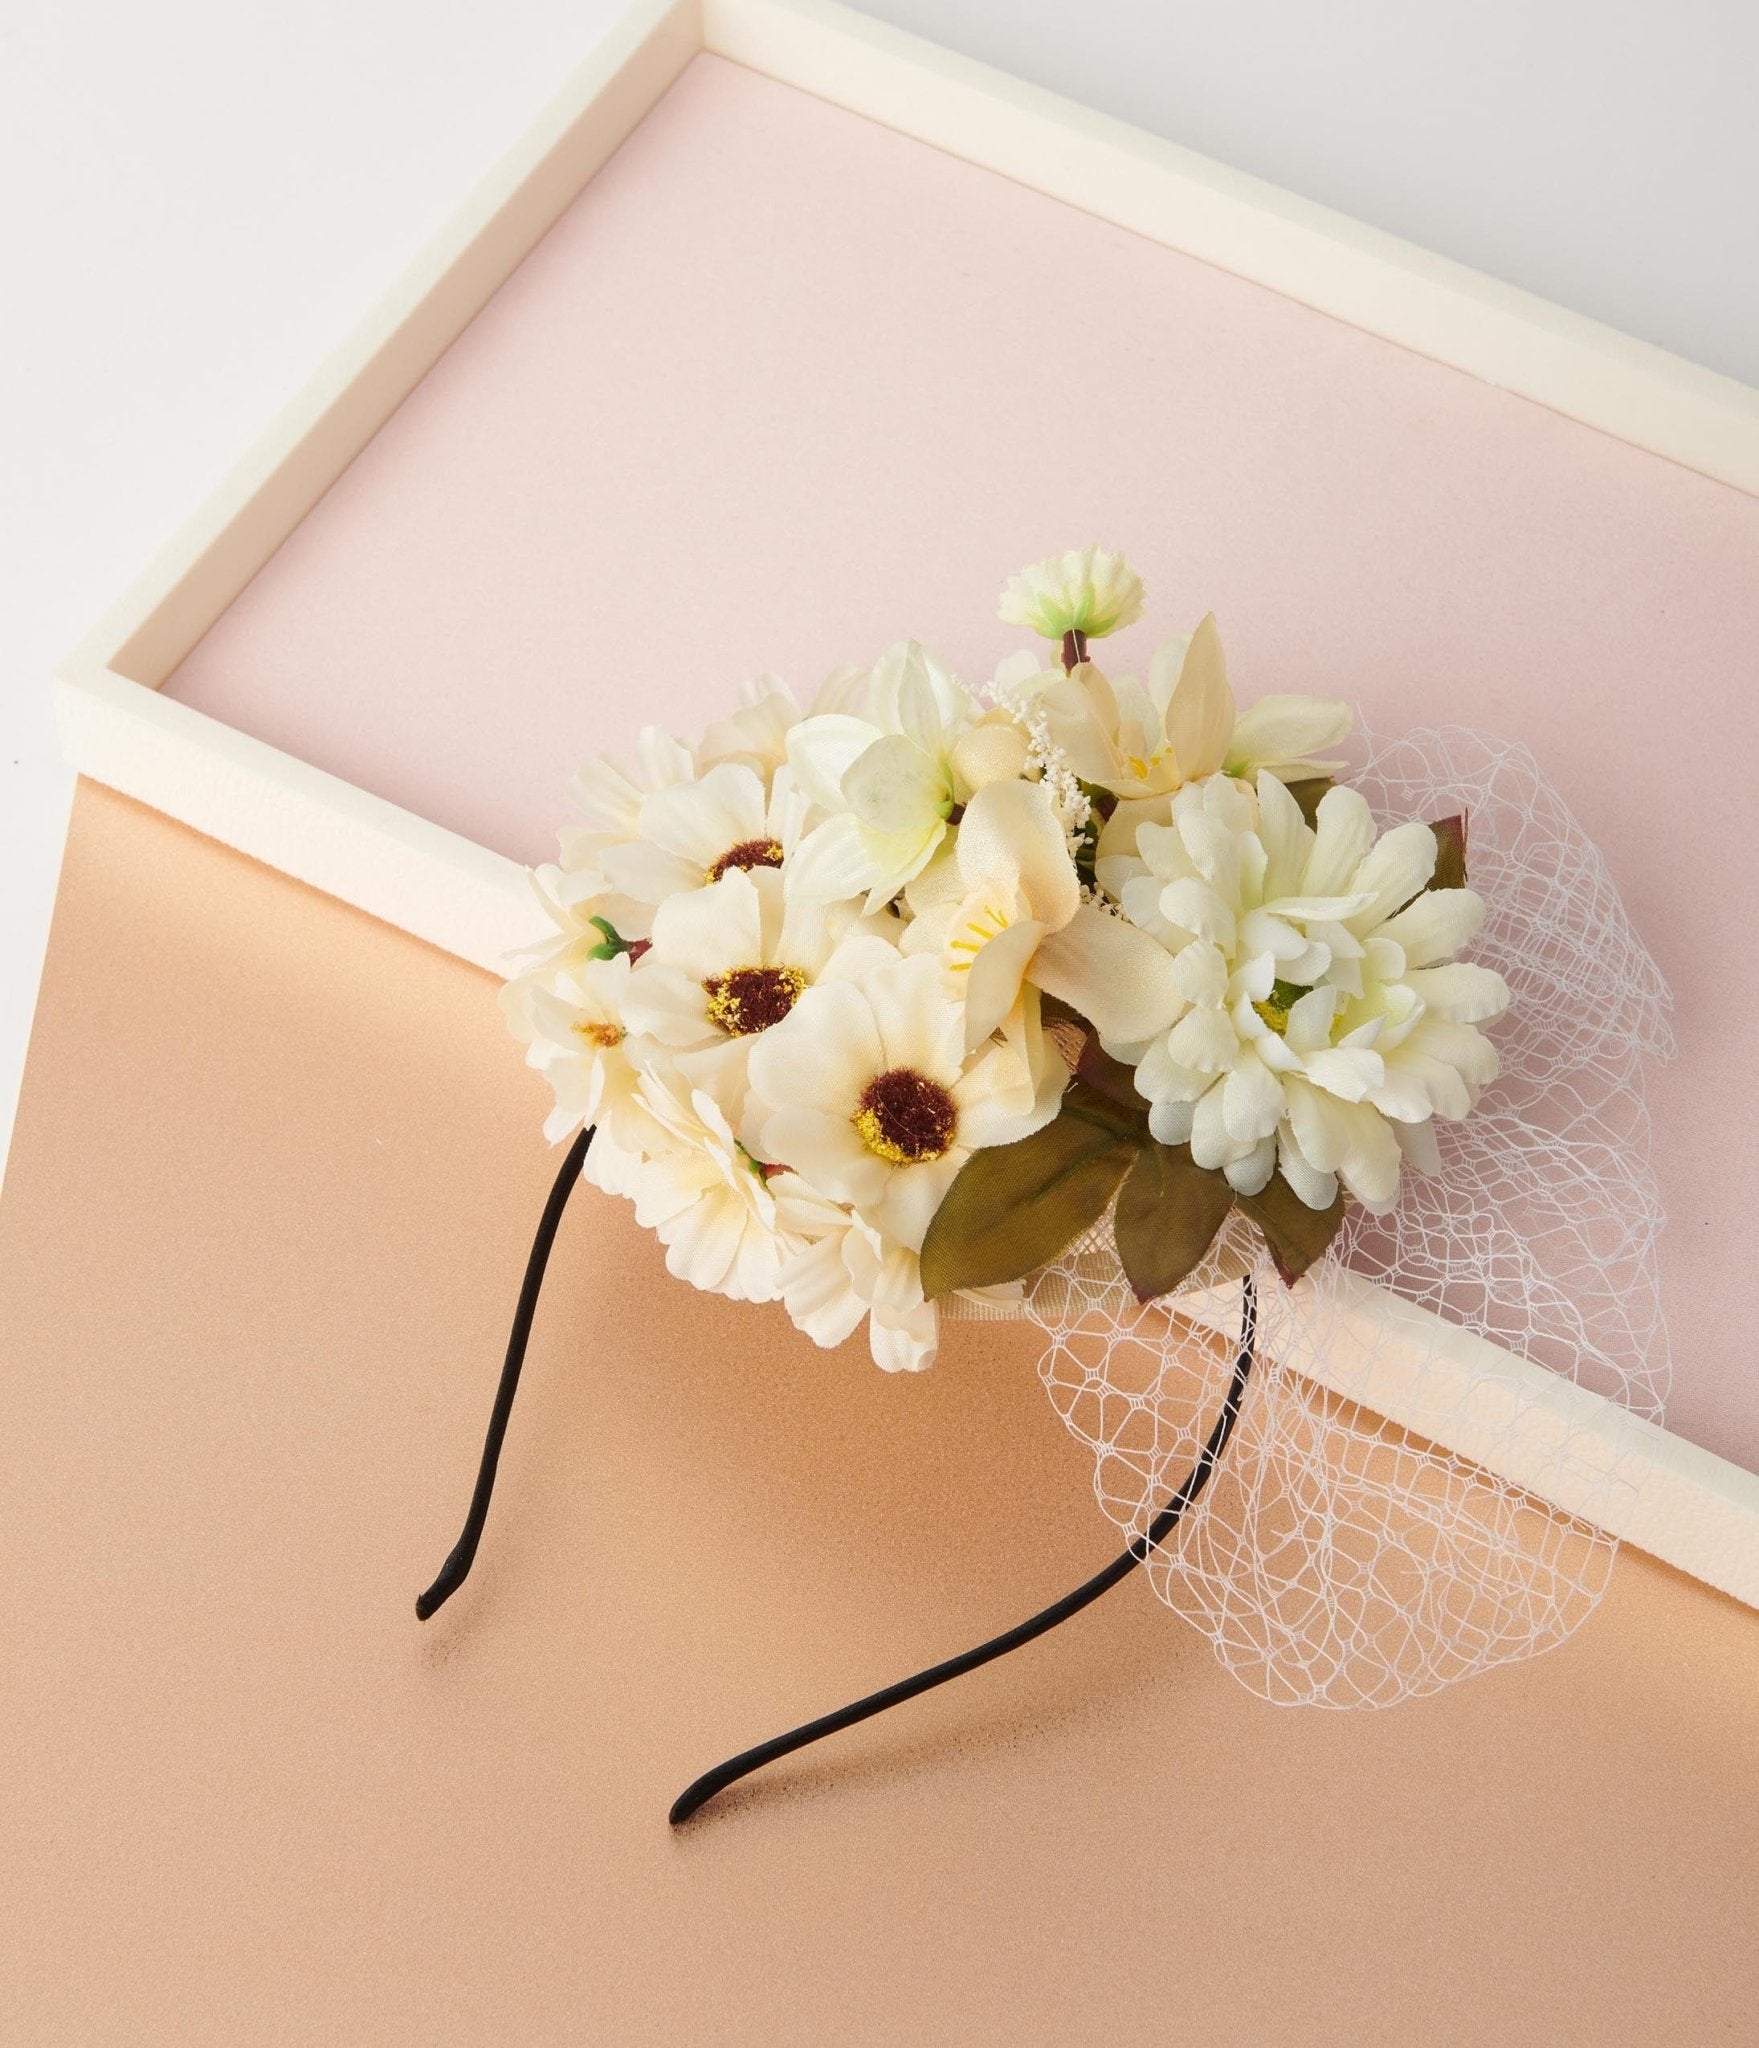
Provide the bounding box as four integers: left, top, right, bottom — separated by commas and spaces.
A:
1025, 727, 1672, 1708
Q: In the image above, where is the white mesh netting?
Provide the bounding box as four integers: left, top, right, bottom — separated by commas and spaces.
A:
1025, 727, 1673, 1708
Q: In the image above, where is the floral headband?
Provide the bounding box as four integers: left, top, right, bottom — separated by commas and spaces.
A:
417, 549, 1670, 1823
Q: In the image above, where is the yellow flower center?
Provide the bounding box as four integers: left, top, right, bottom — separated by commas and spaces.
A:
702, 965, 807, 1037
853, 1068, 957, 1164
1251, 979, 1312, 1036
705, 838, 785, 884
573, 1020, 624, 1049
945, 898, 1014, 972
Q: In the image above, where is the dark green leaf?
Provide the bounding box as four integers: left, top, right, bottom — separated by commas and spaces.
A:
1283, 776, 1335, 827
1429, 812, 1468, 891
1236, 1173, 1347, 1286
920, 1086, 1139, 1297
1112, 1142, 1235, 1303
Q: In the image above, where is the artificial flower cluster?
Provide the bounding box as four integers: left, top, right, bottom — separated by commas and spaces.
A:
505, 548, 1509, 1372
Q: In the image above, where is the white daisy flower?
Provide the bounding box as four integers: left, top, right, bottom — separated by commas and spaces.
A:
588, 1062, 792, 1303
769, 1176, 941, 1374
786, 641, 1027, 909
500, 951, 644, 1146
619, 866, 889, 1118
997, 546, 1145, 642
594, 759, 812, 931
1037, 613, 1351, 806
747, 951, 1064, 1253
1103, 772, 1508, 1212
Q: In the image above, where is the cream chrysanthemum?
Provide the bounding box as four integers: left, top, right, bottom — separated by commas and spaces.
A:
998, 546, 1145, 642
1101, 772, 1509, 1212
747, 951, 1064, 1252
770, 1176, 941, 1374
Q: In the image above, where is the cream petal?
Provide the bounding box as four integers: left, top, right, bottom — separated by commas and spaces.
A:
1224, 1137, 1278, 1196
1226, 693, 1352, 774
779, 1236, 869, 1348
861, 953, 961, 1080
1189, 1080, 1240, 1169
649, 865, 764, 974
787, 713, 885, 812
764, 1107, 890, 1207
1171, 939, 1229, 1005
1159, 614, 1235, 781
875, 1153, 963, 1253
784, 814, 878, 904
1148, 1097, 1197, 1145
748, 980, 880, 1115
1345, 822, 1439, 930
956, 779, 1081, 930
1157, 877, 1236, 949
1254, 771, 1314, 897
619, 962, 713, 1047
1284, 985, 1341, 1054
1283, 1077, 1353, 1173
1333, 1103, 1403, 1212
1302, 1045, 1386, 1102
641, 762, 766, 866
1375, 889, 1488, 967
840, 732, 945, 834
1223, 1052, 1285, 1143
1167, 1005, 1239, 1073
598, 838, 702, 905
1402, 962, 1510, 1022
962, 919, 1043, 1051
1030, 902, 1187, 1044
1275, 1130, 1339, 1213
869, 1302, 939, 1373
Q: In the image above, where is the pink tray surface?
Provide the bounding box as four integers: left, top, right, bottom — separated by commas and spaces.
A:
167, 55, 1759, 1467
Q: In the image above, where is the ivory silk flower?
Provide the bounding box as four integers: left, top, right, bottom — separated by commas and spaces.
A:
1100, 771, 1509, 1212
786, 640, 1029, 909
748, 950, 1064, 1252
1036, 613, 1352, 806
500, 948, 644, 1146
620, 866, 886, 1119
997, 545, 1145, 642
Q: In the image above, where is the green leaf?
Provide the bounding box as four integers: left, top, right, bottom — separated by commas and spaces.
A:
1283, 776, 1335, 827
1038, 997, 1153, 1131
1112, 1142, 1235, 1303
1429, 812, 1468, 891
1236, 1173, 1346, 1286
919, 1084, 1139, 1297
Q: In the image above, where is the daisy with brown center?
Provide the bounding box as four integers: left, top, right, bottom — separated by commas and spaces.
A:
591, 759, 813, 933
747, 951, 1064, 1254
620, 866, 884, 1116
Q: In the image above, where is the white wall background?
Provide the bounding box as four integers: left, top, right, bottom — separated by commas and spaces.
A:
2, 0, 1755, 1180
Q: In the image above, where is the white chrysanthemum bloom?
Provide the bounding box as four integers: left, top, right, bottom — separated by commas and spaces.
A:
1038, 613, 1351, 806
592, 759, 813, 932
554, 726, 699, 933
619, 866, 886, 1116
586, 1061, 793, 1303
997, 546, 1145, 642
501, 951, 644, 1145
786, 641, 1028, 909
770, 1176, 941, 1374
748, 951, 1064, 1252
1102, 772, 1509, 1212
693, 664, 874, 779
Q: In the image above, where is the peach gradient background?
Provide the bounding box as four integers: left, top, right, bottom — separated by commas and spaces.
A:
4, 783, 1758, 2041
162, 58, 1759, 1468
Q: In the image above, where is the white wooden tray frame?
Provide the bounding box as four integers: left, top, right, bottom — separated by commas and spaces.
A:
53, 0, 1759, 1609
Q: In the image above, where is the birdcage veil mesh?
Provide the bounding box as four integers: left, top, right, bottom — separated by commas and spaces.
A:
1023, 726, 1672, 1708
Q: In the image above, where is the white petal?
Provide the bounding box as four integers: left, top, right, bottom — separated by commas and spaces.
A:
1300, 785, 1377, 897
1225, 693, 1352, 775
785, 814, 877, 903
956, 780, 1080, 930
1224, 1136, 1277, 1195
787, 713, 884, 812
1375, 889, 1488, 968
1030, 903, 1187, 1044
1223, 1053, 1285, 1143
1159, 614, 1235, 781
1402, 962, 1509, 1022
1345, 822, 1438, 929
842, 732, 948, 834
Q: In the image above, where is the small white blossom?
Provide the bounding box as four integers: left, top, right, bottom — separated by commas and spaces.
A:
998, 546, 1144, 642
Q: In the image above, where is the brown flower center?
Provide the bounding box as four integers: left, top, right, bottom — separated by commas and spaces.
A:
706, 838, 785, 884
853, 1068, 957, 1165
703, 965, 807, 1037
